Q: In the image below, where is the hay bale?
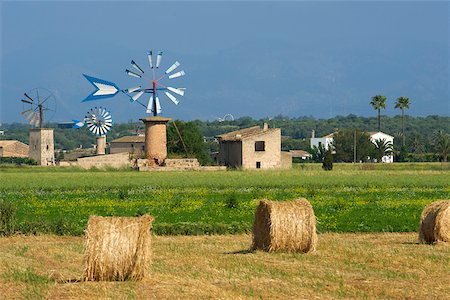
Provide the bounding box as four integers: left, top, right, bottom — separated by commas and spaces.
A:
252, 199, 317, 253
419, 200, 450, 244
83, 214, 154, 281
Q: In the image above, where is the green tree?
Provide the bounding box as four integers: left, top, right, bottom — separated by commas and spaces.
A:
395, 96, 410, 146
310, 143, 326, 162
332, 129, 373, 162
430, 130, 449, 162
167, 121, 211, 165
322, 150, 333, 170
370, 95, 387, 131
372, 139, 393, 163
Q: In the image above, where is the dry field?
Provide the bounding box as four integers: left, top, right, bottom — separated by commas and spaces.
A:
0, 233, 449, 299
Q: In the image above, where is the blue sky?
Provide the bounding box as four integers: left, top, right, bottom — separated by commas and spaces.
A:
1, 1, 449, 124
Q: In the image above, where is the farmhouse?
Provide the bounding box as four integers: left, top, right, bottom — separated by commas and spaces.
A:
310, 131, 394, 163
109, 136, 145, 157
0, 140, 29, 158
216, 123, 291, 169
289, 150, 312, 160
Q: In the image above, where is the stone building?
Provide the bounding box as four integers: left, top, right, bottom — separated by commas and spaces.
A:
0, 140, 29, 157
217, 123, 291, 169
109, 136, 145, 157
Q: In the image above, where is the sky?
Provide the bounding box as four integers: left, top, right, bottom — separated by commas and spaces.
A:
1, 0, 449, 124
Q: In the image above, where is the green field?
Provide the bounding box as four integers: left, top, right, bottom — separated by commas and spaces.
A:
0, 163, 449, 236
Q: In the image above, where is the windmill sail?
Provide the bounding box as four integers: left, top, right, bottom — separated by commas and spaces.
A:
131, 60, 145, 74
156, 51, 163, 68
169, 70, 185, 79
165, 92, 179, 105
165, 61, 180, 74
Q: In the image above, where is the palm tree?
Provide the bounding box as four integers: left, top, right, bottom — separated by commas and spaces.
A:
395, 96, 410, 147
431, 130, 449, 162
372, 138, 393, 163
370, 95, 387, 132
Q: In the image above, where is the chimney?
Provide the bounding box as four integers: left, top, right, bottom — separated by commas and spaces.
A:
263, 123, 268, 131
312, 130, 315, 139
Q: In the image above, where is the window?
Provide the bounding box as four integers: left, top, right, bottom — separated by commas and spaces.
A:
255, 141, 265, 151
46, 145, 49, 150
256, 162, 261, 169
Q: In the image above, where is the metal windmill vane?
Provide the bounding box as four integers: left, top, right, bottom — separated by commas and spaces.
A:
73, 106, 113, 136
82, 51, 186, 116
20, 88, 56, 128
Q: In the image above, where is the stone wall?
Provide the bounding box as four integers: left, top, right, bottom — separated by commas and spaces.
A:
241, 129, 281, 169
218, 141, 242, 167
281, 151, 293, 169
77, 152, 131, 169
110, 142, 145, 157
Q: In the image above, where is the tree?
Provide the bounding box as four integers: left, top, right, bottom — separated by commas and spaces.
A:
372, 138, 393, 163
395, 96, 410, 147
332, 129, 373, 162
430, 130, 449, 162
310, 143, 326, 162
370, 95, 387, 132
167, 121, 211, 165
322, 150, 333, 170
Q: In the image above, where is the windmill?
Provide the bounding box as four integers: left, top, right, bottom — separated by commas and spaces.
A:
82, 50, 186, 116
82, 50, 187, 165
21, 88, 56, 128
20, 88, 57, 166
122, 51, 186, 116
73, 106, 113, 155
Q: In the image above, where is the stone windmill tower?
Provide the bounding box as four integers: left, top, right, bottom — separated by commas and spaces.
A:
21, 88, 56, 166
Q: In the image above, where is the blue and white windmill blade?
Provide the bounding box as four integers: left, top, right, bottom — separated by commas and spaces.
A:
146, 95, 154, 114
72, 120, 85, 129
82, 74, 120, 102
132, 91, 145, 102
169, 70, 185, 79
156, 51, 163, 68
167, 87, 185, 96
147, 51, 154, 69
165, 92, 179, 105
131, 60, 145, 74
165, 61, 180, 74
126, 69, 142, 78
155, 96, 162, 114
123, 86, 141, 93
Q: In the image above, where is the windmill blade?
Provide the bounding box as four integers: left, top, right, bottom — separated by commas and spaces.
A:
165, 61, 180, 74
167, 87, 185, 96
156, 51, 163, 68
168, 70, 185, 79
146, 95, 154, 114
22, 109, 32, 115
99, 126, 105, 136
155, 96, 162, 114
131, 60, 145, 74
131, 91, 145, 102
165, 92, 179, 105
21, 99, 33, 104
72, 120, 85, 129
123, 86, 141, 93
24, 93, 34, 102
147, 51, 154, 69
126, 69, 142, 78
35, 113, 40, 127
25, 111, 34, 121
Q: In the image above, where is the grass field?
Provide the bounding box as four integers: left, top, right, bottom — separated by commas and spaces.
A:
0, 163, 449, 235
0, 233, 449, 299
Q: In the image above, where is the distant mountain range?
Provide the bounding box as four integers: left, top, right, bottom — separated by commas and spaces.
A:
1, 37, 448, 124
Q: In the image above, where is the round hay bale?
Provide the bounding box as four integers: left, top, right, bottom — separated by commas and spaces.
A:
419, 200, 450, 244
83, 214, 154, 281
252, 199, 317, 253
